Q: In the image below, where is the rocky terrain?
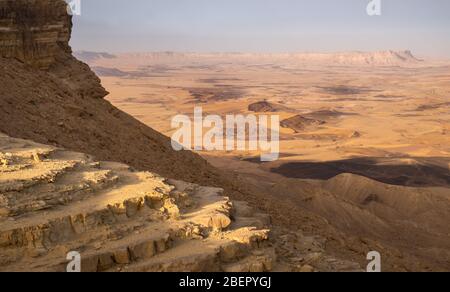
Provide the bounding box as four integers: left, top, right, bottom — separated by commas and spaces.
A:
0, 134, 365, 272
0, 133, 277, 272
248, 101, 293, 113
280, 115, 326, 133
0, 0, 366, 272
2, 0, 450, 273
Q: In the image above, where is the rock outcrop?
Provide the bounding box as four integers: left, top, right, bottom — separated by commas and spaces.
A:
0, 133, 275, 272
248, 101, 294, 113
0, 0, 107, 99
0, 0, 71, 69
280, 115, 326, 133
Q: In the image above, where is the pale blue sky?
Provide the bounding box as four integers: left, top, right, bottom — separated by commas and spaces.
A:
71, 0, 450, 57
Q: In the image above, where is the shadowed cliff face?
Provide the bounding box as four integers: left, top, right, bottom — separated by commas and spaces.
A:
0, 0, 72, 69
0, 0, 107, 99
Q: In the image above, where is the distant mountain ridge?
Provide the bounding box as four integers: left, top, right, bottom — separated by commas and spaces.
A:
74, 51, 117, 63
77, 50, 424, 67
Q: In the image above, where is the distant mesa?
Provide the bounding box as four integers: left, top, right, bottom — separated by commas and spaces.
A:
305, 109, 356, 120
248, 101, 276, 112
92, 66, 156, 78
316, 85, 373, 95
392, 50, 423, 62
280, 115, 326, 133
92, 66, 129, 77
74, 51, 117, 63
288, 50, 423, 66
248, 101, 293, 113
188, 87, 246, 103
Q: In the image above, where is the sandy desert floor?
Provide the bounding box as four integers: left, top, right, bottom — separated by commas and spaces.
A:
80, 52, 450, 271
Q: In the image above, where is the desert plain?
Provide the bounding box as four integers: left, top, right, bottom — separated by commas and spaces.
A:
76, 51, 450, 271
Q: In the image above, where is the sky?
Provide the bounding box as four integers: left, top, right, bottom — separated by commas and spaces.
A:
70, 0, 450, 58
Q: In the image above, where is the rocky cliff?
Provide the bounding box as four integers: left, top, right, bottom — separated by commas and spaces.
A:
0, 134, 276, 272
0, 0, 107, 99
0, 0, 71, 69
